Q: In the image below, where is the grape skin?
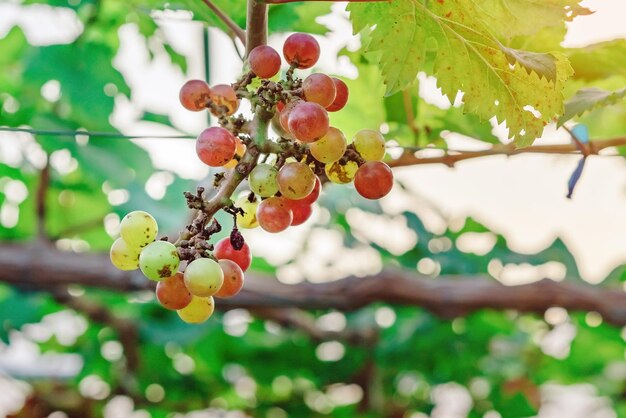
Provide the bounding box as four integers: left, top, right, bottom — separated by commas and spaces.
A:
156, 273, 192, 310
277, 162, 315, 200
179, 80, 210, 111
184, 258, 224, 297
353, 129, 386, 161
177, 295, 215, 324
214, 237, 252, 272
283, 33, 320, 69
257, 197, 293, 233
248, 45, 281, 79
196, 127, 237, 167
139, 241, 180, 281
120, 210, 158, 248
235, 195, 259, 229
110, 238, 140, 271
249, 163, 279, 197
309, 127, 347, 164
287, 102, 329, 143
326, 78, 349, 112
215, 259, 244, 298
303, 73, 336, 108
209, 84, 239, 116
325, 160, 359, 184
354, 161, 394, 199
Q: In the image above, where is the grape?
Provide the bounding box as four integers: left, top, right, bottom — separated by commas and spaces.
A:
156, 272, 192, 310
271, 113, 293, 139
298, 176, 321, 205
325, 160, 358, 184
139, 241, 180, 281
257, 197, 293, 233
279, 100, 301, 133
309, 127, 347, 164
353, 129, 385, 161
209, 84, 239, 116
214, 237, 252, 272
354, 161, 394, 199
283, 33, 320, 69
249, 163, 279, 197
303, 73, 336, 108
235, 195, 259, 229
179, 80, 210, 111
196, 127, 237, 167
277, 162, 315, 200
184, 258, 224, 297
248, 45, 281, 79
286, 200, 313, 226
224, 138, 246, 169
287, 102, 329, 143
110, 238, 140, 271
120, 210, 158, 248
215, 259, 244, 298
326, 78, 349, 112
177, 295, 215, 324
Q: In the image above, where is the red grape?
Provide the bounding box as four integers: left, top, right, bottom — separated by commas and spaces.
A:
277, 162, 315, 200
215, 259, 244, 298
287, 102, 329, 142
298, 176, 321, 205
209, 84, 239, 116
271, 113, 293, 139
179, 80, 211, 111
286, 200, 313, 226
156, 273, 192, 310
279, 100, 301, 133
283, 33, 320, 69
248, 45, 281, 79
257, 197, 293, 233
196, 127, 237, 167
214, 237, 252, 272
303, 73, 336, 108
354, 161, 394, 199
326, 78, 349, 112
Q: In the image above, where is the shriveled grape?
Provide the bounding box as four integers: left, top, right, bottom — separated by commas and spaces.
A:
249, 163, 279, 197
353, 129, 385, 161
309, 127, 346, 164
325, 160, 359, 184
110, 238, 140, 271
177, 295, 215, 324
257, 197, 293, 233
184, 258, 224, 297
156, 272, 192, 310
139, 241, 180, 281
120, 210, 158, 248
277, 162, 315, 200
196, 127, 237, 167
215, 259, 244, 298
355, 161, 394, 199
214, 237, 252, 272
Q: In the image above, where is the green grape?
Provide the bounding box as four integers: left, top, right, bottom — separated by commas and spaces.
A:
110, 238, 140, 271
177, 295, 215, 324
353, 129, 386, 161
249, 163, 279, 197
325, 160, 359, 184
309, 127, 347, 164
235, 195, 259, 229
139, 241, 180, 281
184, 258, 224, 297
120, 210, 158, 248
277, 162, 315, 200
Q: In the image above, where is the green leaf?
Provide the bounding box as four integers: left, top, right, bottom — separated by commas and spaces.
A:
567, 40, 626, 82
558, 87, 626, 126
348, 0, 574, 146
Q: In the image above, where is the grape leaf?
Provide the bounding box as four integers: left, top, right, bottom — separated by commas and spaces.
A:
348, 0, 574, 146
558, 87, 626, 126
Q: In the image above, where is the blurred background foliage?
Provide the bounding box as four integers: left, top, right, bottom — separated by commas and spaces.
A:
0, 0, 626, 417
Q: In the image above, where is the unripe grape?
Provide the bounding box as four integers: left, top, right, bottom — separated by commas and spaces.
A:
288, 102, 329, 142
209, 84, 239, 116
309, 127, 347, 163
235, 195, 259, 229
156, 272, 192, 310
214, 237, 252, 272
286, 200, 313, 226
355, 161, 394, 199
303, 73, 336, 107
139, 241, 180, 281
224, 138, 246, 169
298, 176, 321, 205
353, 129, 386, 161
215, 259, 244, 298
120, 210, 158, 248
248, 45, 281, 79
177, 295, 215, 324
283, 33, 320, 69
326, 78, 349, 112
277, 162, 315, 200
325, 160, 358, 184
184, 258, 224, 297
196, 127, 237, 167
110, 238, 140, 271
179, 80, 210, 111
257, 197, 293, 233
249, 163, 279, 197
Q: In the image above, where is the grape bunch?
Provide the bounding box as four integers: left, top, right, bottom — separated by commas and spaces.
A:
110, 33, 394, 323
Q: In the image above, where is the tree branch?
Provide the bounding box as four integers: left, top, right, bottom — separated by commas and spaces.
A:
3, 242, 626, 326
201, 0, 246, 45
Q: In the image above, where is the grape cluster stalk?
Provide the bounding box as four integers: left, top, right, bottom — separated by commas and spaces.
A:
110, 33, 394, 323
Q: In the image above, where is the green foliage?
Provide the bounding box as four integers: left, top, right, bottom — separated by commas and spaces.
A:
558, 87, 626, 126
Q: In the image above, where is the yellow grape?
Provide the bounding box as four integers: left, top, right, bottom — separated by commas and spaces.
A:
177, 295, 215, 324
325, 160, 358, 184
224, 138, 246, 169
119, 210, 158, 248
110, 238, 140, 271
353, 129, 385, 161
235, 195, 259, 229
184, 258, 224, 297
309, 127, 346, 163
